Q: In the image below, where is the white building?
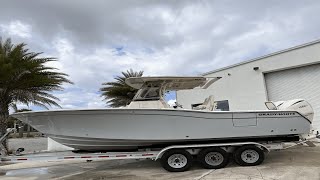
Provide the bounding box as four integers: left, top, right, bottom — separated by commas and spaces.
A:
177, 39, 320, 130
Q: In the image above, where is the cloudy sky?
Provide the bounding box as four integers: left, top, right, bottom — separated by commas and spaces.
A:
1, 0, 320, 109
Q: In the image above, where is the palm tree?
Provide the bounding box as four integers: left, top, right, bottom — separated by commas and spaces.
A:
100, 69, 143, 107
0, 37, 72, 149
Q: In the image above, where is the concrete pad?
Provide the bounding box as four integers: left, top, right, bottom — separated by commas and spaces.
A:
8, 138, 47, 153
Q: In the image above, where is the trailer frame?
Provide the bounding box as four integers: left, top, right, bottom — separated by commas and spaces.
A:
1, 130, 319, 172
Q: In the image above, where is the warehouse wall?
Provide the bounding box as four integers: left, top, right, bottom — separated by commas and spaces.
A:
177, 42, 320, 111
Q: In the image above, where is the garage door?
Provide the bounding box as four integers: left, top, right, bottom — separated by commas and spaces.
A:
265, 63, 320, 130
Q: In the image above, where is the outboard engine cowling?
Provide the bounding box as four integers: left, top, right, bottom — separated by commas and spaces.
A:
266, 99, 314, 122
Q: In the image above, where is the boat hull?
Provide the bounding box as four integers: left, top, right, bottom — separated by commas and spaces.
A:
12, 109, 311, 151
49, 134, 300, 151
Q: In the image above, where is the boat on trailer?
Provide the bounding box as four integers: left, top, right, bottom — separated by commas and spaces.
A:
11, 76, 315, 151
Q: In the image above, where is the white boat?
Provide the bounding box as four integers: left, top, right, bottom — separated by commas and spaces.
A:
11, 76, 315, 151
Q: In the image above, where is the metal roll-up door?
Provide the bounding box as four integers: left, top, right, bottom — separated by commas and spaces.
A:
264, 63, 320, 130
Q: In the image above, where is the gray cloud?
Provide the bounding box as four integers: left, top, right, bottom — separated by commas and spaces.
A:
0, 0, 191, 49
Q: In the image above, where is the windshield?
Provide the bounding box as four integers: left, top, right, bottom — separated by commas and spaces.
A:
133, 87, 160, 101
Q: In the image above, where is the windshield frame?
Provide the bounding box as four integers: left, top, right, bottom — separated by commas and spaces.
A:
132, 86, 162, 101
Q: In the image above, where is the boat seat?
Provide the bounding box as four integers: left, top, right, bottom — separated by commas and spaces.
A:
193, 95, 215, 111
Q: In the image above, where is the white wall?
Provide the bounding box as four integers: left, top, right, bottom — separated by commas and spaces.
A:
177, 42, 320, 111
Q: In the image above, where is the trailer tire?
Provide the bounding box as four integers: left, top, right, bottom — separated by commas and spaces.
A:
234, 145, 264, 166
160, 149, 193, 172
197, 147, 229, 169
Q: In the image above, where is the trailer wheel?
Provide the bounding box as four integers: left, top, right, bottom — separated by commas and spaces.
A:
197, 147, 229, 169
160, 149, 193, 172
234, 145, 264, 166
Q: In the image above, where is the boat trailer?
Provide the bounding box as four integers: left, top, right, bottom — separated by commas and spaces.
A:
1, 130, 319, 172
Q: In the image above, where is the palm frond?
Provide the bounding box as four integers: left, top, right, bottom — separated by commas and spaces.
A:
0, 37, 73, 110
100, 69, 143, 107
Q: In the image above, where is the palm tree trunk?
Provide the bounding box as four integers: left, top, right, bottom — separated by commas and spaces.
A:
27, 125, 30, 137
19, 125, 24, 138
0, 101, 9, 150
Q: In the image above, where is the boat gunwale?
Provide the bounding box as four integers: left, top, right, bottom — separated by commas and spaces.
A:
11, 109, 311, 123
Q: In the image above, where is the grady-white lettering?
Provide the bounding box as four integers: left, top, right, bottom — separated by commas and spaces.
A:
258, 112, 296, 116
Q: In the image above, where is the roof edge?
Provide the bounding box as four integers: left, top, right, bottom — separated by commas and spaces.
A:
202, 38, 320, 76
